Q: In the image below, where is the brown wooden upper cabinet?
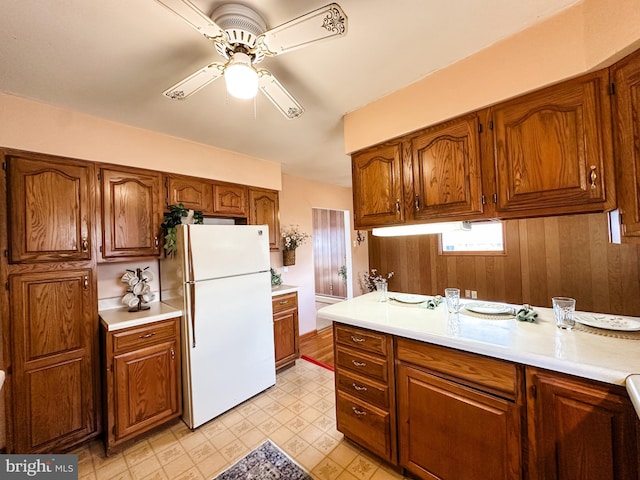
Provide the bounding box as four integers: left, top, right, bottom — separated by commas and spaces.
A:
409, 114, 484, 221
165, 174, 214, 214
100, 165, 163, 259
612, 49, 640, 243
5, 151, 93, 263
491, 69, 615, 216
352, 142, 404, 228
213, 182, 248, 217
248, 188, 280, 250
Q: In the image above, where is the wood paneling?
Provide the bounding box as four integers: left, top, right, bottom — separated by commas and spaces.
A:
369, 212, 640, 315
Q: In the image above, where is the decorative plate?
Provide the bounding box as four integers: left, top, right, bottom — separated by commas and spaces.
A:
393, 294, 431, 304
574, 313, 640, 331
464, 302, 512, 315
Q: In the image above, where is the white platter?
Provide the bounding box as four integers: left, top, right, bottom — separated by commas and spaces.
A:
393, 294, 431, 304
464, 302, 512, 315
574, 313, 640, 331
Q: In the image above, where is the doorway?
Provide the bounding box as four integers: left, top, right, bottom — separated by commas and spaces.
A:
312, 208, 352, 329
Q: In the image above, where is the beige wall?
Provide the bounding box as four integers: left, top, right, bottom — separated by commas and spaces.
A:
271, 174, 368, 335
0, 93, 282, 189
344, 0, 640, 154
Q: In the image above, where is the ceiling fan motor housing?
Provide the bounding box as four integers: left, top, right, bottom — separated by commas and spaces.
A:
211, 3, 267, 62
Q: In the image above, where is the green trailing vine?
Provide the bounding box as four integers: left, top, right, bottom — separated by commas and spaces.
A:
161, 204, 203, 255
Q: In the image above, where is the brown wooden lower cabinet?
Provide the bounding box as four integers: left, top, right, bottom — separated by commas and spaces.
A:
332, 325, 640, 479
272, 292, 299, 371
526, 367, 639, 480
103, 317, 182, 453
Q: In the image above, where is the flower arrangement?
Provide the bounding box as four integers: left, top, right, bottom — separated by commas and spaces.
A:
338, 265, 347, 283
281, 225, 310, 251
361, 268, 394, 293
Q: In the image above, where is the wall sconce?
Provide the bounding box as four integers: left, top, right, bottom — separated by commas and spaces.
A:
355, 230, 366, 246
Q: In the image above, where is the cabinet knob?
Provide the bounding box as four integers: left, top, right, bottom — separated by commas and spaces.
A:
139, 332, 156, 339
395, 199, 401, 214
351, 406, 367, 416
352, 383, 368, 392
154, 236, 159, 248
352, 360, 367, 367
83, 276, 89, 290
170, 348, 175, 360
81, 237, 89, 252
351, 335, 366, 343
279, 300, 289, 305
589, 165, 597, 189
415, 195, 420, 212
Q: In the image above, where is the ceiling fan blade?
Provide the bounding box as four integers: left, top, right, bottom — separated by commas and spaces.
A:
163, 63, 225, 99
154, 0, 227, 41
256, 3, 347, 56
257, 70, 304, 119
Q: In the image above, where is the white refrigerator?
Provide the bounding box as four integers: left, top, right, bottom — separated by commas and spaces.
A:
160, 224, 276, 429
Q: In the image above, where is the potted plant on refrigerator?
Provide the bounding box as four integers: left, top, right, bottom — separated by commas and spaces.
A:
161, 204, 203, 255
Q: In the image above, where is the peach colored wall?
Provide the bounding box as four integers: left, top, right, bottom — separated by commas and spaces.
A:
270, 174, 368, 335
0, 93, 281, 190
344, 0, 640, 154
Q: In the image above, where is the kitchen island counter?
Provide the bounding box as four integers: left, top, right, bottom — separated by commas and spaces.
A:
317, 292, 640, 387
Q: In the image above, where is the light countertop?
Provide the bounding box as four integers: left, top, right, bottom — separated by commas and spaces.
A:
271, 284, 298, 296
99, 302, 183, 331
318, 293, 640, 408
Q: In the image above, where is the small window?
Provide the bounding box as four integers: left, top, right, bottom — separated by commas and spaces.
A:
441, 221, 504, 254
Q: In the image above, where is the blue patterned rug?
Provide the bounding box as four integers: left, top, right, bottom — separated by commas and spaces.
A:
213, 440, 312, 480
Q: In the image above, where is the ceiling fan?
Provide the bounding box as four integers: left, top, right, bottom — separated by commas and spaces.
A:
154, 1, 348, 119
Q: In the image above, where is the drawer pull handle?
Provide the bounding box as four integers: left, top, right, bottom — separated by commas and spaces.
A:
352, 360, 367, 367
351, 336, 366, 343
352, 383, 368, 392
352, 407, 367, 416
139, 332, 156, 339
279, 300, 289, 305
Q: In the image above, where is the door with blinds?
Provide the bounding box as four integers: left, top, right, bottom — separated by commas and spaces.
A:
313, 208, 347, 298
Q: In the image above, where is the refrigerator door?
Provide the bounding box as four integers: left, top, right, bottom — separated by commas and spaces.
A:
182, 225, 270, 281
181, 270, 276, 429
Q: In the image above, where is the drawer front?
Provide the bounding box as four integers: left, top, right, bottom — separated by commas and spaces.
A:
336, 370, 389, 409
336, 391, 391, 462
336, 345, 388, 383
396, 337, 519, 399
112, 319, 179, 354
335, 324, 387, 356
272, 292, 298, 314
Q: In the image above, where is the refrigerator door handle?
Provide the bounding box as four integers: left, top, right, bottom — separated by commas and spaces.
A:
189, 282, 197, 348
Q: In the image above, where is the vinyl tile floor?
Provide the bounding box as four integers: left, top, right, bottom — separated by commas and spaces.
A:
73, 359, 409, 480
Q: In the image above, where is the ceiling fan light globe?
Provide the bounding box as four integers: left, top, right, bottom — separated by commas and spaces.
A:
224, 54, 259, 99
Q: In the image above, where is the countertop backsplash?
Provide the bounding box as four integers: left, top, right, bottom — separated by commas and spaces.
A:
97, 260, 161, 305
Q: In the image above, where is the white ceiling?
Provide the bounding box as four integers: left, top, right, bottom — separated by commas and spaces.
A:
0, 0, 578, 187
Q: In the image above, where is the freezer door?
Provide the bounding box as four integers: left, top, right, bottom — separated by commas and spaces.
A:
181, 270, 276, 429
183, 224, 270, 281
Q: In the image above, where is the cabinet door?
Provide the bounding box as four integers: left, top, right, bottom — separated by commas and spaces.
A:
100, 166, 162, 258
213, 183, 248, 217
273, 310, 299, 370
10, 269, 98, 453
397, 363, 522, 480
526, 368, 639, 480
352, 143, 404, 228
248, 188, 280, 250
492, 69, 614, 216
166, 175, 213, 214
612, 50, 640, 242
113, 340, 180, 441
411, 114, 484, 220
7, 153, 92, 263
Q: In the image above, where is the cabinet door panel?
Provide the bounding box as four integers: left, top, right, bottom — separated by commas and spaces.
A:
352, 143, 404, 228
411, 115, 483, 219
492, 70, 613, 215
7, 153, 92, 262
612, 50, 640, 241
397, 363, 521, 480
214, 183, 247, 217
114, 341, 179, 440
527, 368, 638, 480
101, 167, 162, 258
273, 311, 298, 369
248, 189, 279, 250
10, 270, 97, 453
166, 175, 213, 214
